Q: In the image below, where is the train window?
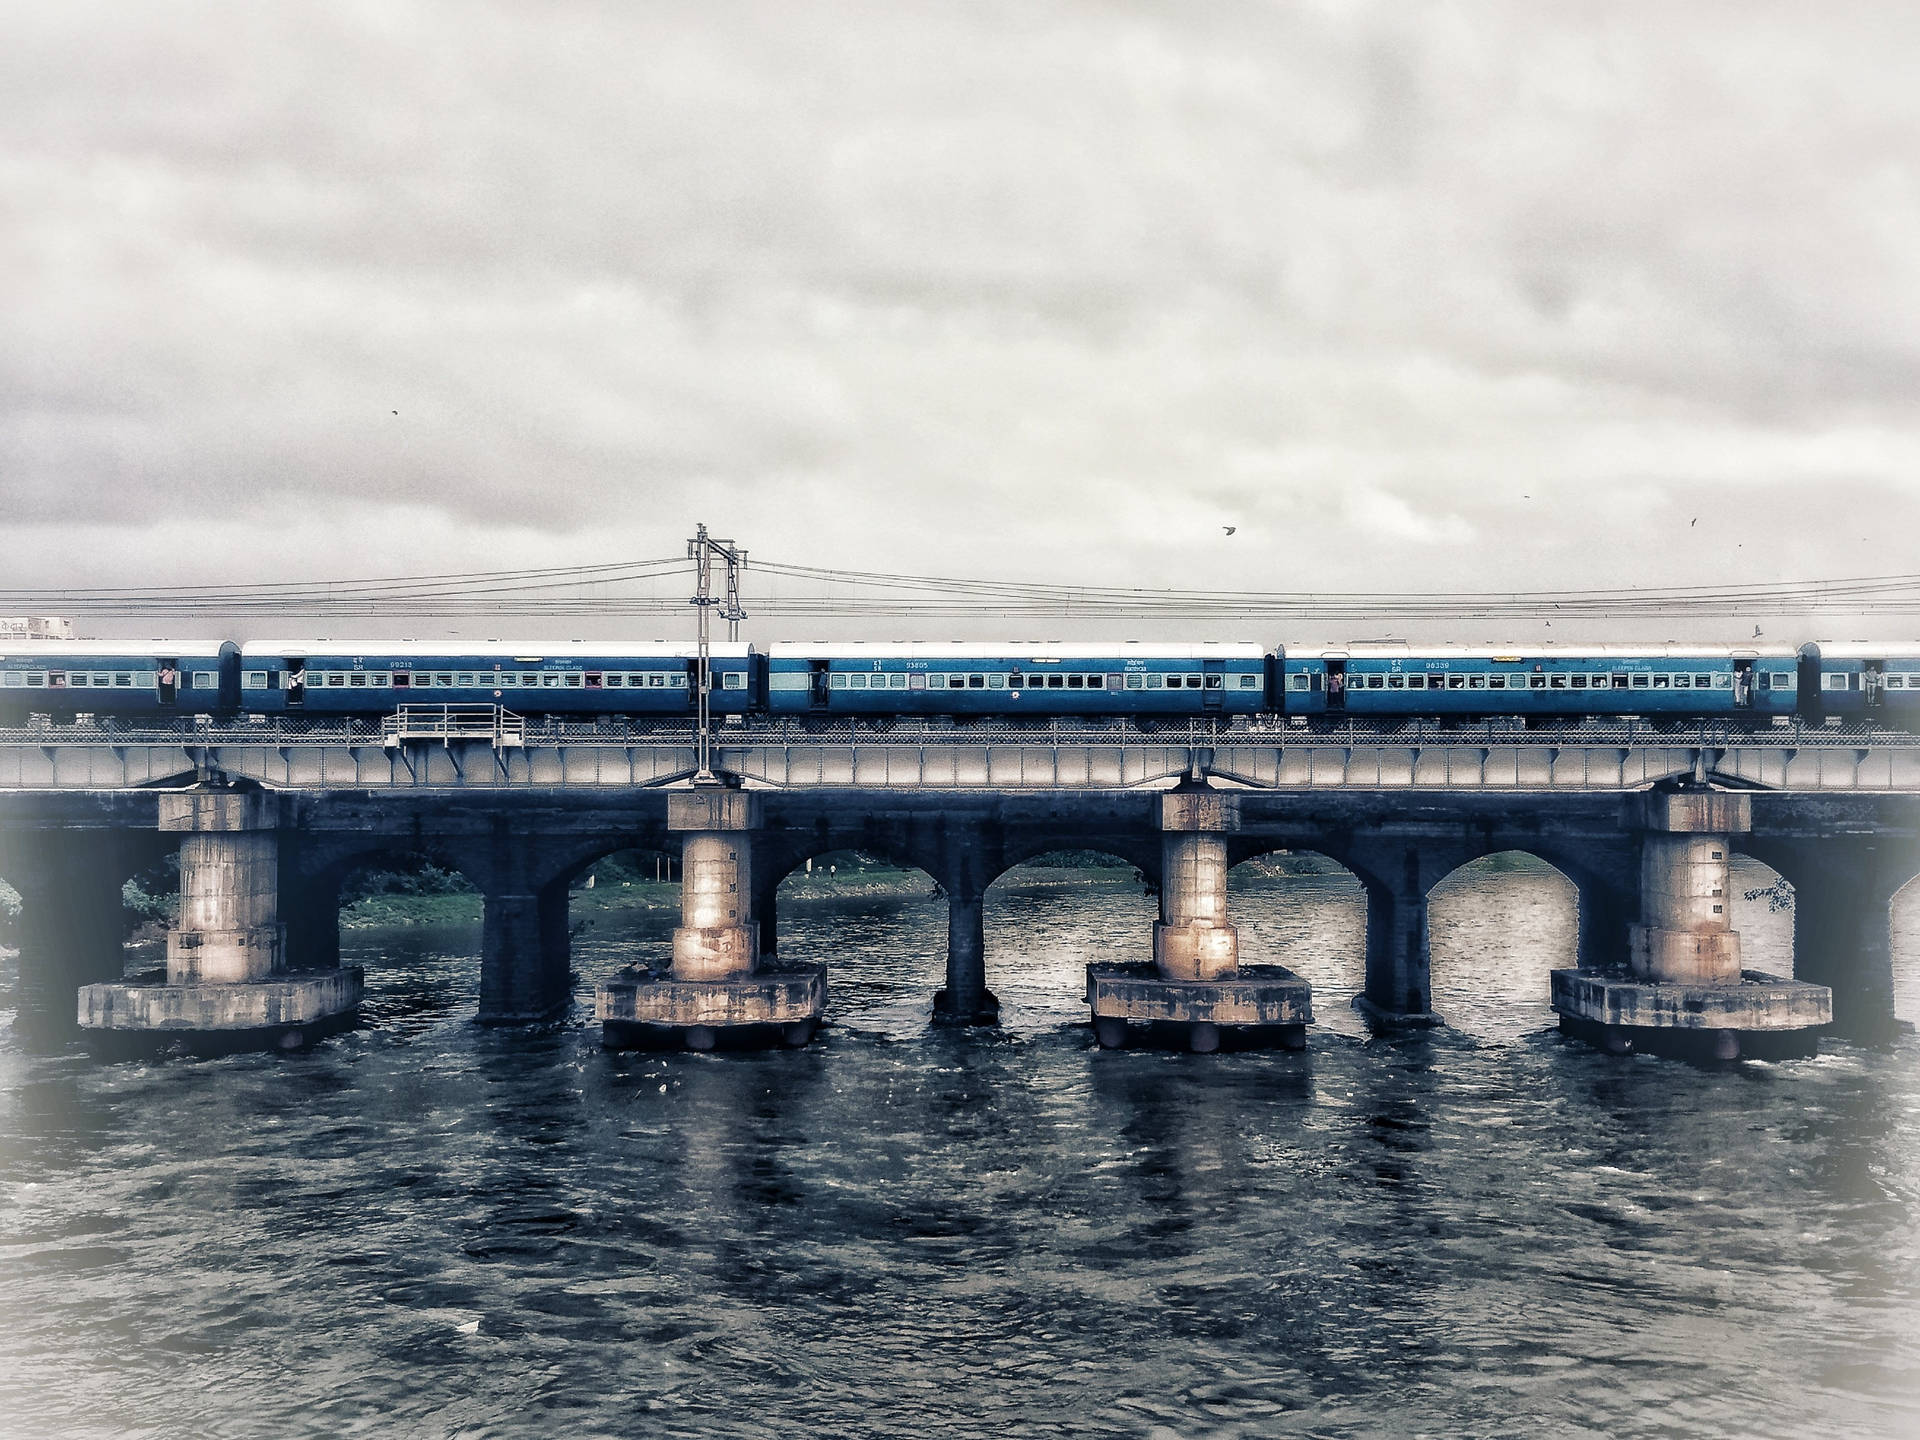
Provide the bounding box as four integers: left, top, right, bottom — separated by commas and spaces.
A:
540, 673, 559, 688
1237, 674, 1259, 688
1164, 675, 1181, 689
651, 674, 668, 688
1065, 675, 1082, 689
967, 675, 985, 689
1675, 674, 1693, 689
1652, 674, 1669, 688
1712, 673, 1732, 688
1, 672, 22, 687
987, 673, 1005, 689
456, 673, 475, 687
670, 674, 687, 688
1141, 674, 1159, 689
928, 674, 946, 689
1570, 674, 1587, 689
1693, 673, 1712, 687
605, 674, 624, 688
1387, 674, 1406, 689
1088, 674, 1106, 689
1887, 674, 1907, 689
1822, 673, 1850, 691
1124, 674, 1144, 690
848, 673, 867, 689
1468, 674, 1486, 688
193, 671, 218, 688
908, 673, 926, 690
1186, 674, 1203, 688
1629, 673, 1649, 688
829, 673, 848, 689
119, 672, 138, 688
1286, 673, 1308, 691
1205, 674, 1223, 689
1612, 673, 1628, 688
1529, 675, 1547, 689
890, 673, 907, 688
1363, 675, 1381, 689
370, 673, 390, 688
1448, 674, 1466, 690
1047, 674, 1063, 688
25, 673, 44, 687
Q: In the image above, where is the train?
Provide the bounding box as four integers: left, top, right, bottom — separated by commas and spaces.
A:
3, 636, 1918, 728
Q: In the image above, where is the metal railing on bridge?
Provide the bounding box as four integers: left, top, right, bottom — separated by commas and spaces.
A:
3, 712, 1920, 751
380, 705, 525, 749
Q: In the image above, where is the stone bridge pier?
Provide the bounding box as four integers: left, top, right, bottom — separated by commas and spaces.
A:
1552, 791, 1831, 1059
598, 790, 825, 1049
1086, 790, 1312, 1052
77, 791, 362, 1052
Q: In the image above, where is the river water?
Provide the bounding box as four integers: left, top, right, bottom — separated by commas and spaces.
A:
2, 861, 1918, 1439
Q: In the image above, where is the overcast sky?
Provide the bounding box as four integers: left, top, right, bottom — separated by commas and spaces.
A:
3, 1, 1918, 631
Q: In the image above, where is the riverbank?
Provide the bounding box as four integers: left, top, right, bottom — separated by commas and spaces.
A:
340, 863, 1155, 930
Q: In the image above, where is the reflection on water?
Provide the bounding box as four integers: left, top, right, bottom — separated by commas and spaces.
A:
0, 865, 1916, 1438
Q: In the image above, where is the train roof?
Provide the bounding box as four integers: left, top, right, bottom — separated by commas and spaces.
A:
1805, 642, 1920, 660
240, 639, 754, 660
1307, 643, 1800, 662
767, 641, 1267, 661
0, 639, 229, 659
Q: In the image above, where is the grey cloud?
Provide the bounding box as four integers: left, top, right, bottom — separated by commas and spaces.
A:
2, 0, 1918, 605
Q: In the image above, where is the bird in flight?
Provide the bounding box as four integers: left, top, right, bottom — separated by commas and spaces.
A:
1690, 517, 1697, 527
1223, 526, 1236, 536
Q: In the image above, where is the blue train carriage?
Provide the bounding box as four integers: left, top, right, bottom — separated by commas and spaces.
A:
0, 639, 237, 723
1278, 644, 1800, 717
764, 642, 1269, 717
237, 640, 759, 715
1801, 642, 1920, 721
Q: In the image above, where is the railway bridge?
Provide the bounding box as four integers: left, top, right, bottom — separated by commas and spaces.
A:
2, 714, 1916, 1054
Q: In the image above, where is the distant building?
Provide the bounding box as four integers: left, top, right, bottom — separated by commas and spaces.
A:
0, 617, 75, 640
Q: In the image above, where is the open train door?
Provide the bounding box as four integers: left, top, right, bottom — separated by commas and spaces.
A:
1731, 651, 1755, 709
809, 660, 832, 712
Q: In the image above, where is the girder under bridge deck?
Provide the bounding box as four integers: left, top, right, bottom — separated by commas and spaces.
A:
5, 716, 1920, 793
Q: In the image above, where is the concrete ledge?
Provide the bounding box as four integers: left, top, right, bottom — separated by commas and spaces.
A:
598, 961, 825, 1050
1550, 967, 1831, 1033
79, 968, 363, 1031
1086, 963, 1312, 1027
77, 968, 363, 1055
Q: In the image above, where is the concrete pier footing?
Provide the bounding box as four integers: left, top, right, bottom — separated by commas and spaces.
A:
78, 791, 362, 1054
1088, 791, 1313, 1052
1552, 790, 1832, 1060
597, 790, 825, 1050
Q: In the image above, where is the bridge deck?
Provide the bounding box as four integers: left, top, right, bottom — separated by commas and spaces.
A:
3, 716, 1919, 792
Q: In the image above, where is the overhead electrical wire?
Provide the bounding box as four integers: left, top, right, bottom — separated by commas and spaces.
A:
7, 556, 1920, 621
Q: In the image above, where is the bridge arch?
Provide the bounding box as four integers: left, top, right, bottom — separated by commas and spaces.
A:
0, 829, 172, 1033
768, 844, 946, 1036
1425, 851, 1579, 1040
1733, 836, 1919, 1038
1226, 848, 1367, 1026
986, 849, 1157, 1027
